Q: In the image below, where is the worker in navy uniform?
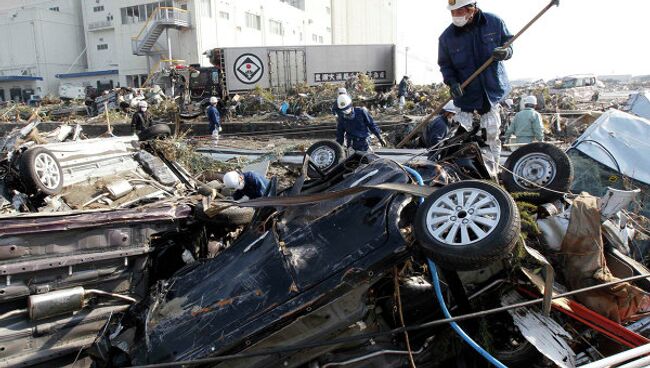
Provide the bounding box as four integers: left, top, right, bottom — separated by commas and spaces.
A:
223, 171, 269, 200
438, 0, 513, 173
335, 95, 386, 151
206, 96, 221, 146
423, 101, 459, 148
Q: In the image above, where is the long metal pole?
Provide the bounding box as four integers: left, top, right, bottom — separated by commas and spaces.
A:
396, 0, 560, 148
167, 28, 173, 96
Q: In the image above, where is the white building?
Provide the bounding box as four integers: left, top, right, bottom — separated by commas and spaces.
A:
330, 0, 433, 84
0, 0, 86, 101
331, 0, 396, 45
0, 0, 401, 99
79, 0, 333, 88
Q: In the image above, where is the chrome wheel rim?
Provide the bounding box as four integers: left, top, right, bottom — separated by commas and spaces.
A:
425, 188, 501, 246
34, 153, 61, 190
311, 146, 336, 169
512, 152, 556, 190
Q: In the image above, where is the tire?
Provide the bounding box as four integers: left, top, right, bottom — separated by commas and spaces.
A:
501, 142, 573, 204
306, 140, 345, 177
490, 313, 542, 367
138, 124, 172, 141
196, 204, 255, 226
414, 180, 520, 271
19, 147, 64, 195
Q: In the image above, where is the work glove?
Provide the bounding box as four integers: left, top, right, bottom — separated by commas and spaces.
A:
450, 83, 463, 99
492, 46, 512, 61
218, 126, 223, 132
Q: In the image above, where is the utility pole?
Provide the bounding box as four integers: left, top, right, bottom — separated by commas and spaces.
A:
405, 46, 409, 76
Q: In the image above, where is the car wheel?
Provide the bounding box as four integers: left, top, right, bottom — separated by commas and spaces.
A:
19, 147, 64, 195
501, 142, 573, 204
491, 313, 543, 367
139, 124, 172, 141
414, 180, 520, 271
306, 140, 345, 177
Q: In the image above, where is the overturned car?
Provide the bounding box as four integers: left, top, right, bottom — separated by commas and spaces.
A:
97, 130, 530, 367
0, 125, 210, 366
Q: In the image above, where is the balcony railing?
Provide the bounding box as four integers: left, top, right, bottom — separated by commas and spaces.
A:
88, 20, 114, 31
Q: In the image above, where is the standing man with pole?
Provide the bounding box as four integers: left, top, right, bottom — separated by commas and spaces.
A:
438, 0, 514, 174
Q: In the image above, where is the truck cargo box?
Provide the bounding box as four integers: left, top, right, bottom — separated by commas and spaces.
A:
217, 44, 396, 95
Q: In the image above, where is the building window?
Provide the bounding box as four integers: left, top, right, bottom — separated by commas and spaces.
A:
93, 6, 104, 12
318, 35, 323, 44
312, 34, 318, 42
49, 6, 60, 12
280, 0, 305, 11
97, 44, 109, 50
245, 12, 261, 30
219, 11, 229, 20
269, 20, 284, 35
326, 6, 331, 15
326, 27, 331, 33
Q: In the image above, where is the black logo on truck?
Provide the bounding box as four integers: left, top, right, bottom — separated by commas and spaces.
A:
234, 54, 264, 84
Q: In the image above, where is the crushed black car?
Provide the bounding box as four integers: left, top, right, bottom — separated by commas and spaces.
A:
96, 131, 529, 367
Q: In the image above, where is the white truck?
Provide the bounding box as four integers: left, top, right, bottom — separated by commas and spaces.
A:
204, 44, 397, 96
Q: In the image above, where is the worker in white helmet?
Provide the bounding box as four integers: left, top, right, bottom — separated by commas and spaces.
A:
331, 87, 349, 118
504, 95, 544, 145
131, 100, 153, 134
207, 96, 221, 146
335, 94, 386, 151
439, 0, 514, 174
222, 171, 269, 201
423, 101, 458, 148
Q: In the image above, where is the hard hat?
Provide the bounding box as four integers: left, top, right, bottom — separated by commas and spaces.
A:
442, 101, 458, 114
223, 171, 244, 190
209, 96, 219, 104
337, 87, 347, 95
138, 101, 148, 109
447, 0, 477, 11
524, 95, 538, 106
504, 98, 514, 108
337, 94, 353, 111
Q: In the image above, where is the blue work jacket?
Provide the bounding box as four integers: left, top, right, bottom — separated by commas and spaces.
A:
206, 105, 221, 131
336, 108, 382, 146
233, 172, 269, 201
424, 115, 450, 148
438, 10, 513, 112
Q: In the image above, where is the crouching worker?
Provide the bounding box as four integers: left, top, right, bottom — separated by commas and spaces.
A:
223, 171, 269, 201
131, 101, 153, 134
423, 101, 458, 148
335, 95, 386, 151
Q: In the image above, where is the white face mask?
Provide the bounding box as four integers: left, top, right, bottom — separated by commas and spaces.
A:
452, 16, 469, 27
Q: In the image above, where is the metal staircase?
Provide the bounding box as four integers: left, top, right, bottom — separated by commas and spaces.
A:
131, 6, 190, 56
